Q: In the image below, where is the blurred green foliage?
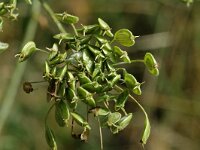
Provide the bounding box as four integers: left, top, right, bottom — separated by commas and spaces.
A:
0, 0, 200, 150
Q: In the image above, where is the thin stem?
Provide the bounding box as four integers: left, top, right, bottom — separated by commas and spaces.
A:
45, 103, 56, 125
97, 117, 103, 150
114, 85, 148, 122
113, 59, 144, 66
71, 24, 78, 36
28, 80, 46, 84
36, 48, 49, 54
39, 0, 66, 33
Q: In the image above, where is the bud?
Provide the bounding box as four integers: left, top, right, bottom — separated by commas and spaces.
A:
144, 52, 159, 76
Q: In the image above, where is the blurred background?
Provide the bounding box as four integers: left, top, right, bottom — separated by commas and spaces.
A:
0, 0, 200, 149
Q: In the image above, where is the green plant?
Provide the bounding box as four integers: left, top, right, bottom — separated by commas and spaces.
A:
2, 1, 160, 150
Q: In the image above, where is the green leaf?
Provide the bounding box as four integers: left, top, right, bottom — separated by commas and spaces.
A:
65, 88, 78, 109
144, 52, 159, 76
77, 72, 92, 85
141, 114, 151, 145
114, 29, 135, 47
0, 41, 9, 54
71, 112, 91, 130
115, 90, 129, 110
45, 126, 57, 150
98, 18, 110, 30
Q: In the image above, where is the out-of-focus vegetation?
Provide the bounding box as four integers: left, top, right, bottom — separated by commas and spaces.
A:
0, 0, 200, 150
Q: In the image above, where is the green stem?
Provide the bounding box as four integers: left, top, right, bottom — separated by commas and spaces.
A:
45, 103, 56, 125
97, 117, 103, 150
36, 48, 49, 54
0, 0, 41, 133
71, 24, 78, 36
114, 59, 144, 66
39, 0, 66, 33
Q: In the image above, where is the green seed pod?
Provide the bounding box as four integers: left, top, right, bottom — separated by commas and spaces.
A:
133, 86, 142, 95
110, 74, 121, 87
54, 33, 75, 42
82, 49, 94, 74
66, 71, 76, 90
71, 112, 91, 130
89, 107, 110, 116
58, 65, 67, 82
107, 112, 121, 126
105, 30, 114, 37
48, 44, 59, 61
82, 81, 102, 93
113, 46, 131, 63
55, 12, 79, 24
92, 61, 102, 78
45, 126, 57, 150
77, 72, 92, 85
77, 86, 96, 107
65, 88, 78, 109
114, 29, 135, 47
49, 52, 67, 65
117, 113, 132, 131
144, 52, 159, 76
124, 72, 138, 90
55, 100, 70, 127
98, 18, 110, 31
44, 61, 51, 79
94, 35, 107, 44
57, 80, 66, 97
80, 24, 99, 35
16, 41, 37, 62
115, 90, 129, 111
50, 66, 57, 78
110, 125, 118, 134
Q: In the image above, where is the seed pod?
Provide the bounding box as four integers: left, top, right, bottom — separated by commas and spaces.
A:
110, 74, 121, 87
48, 44, 59, 61
82, 81, 102, 93
55, 100, 70, 127
94, 35, 107, 44
77, 72, 92, 85
113, 46, 131, 63
54, 33, 75, 43
144, 52, 159, 76
114, 29, 135, 47
115, 90, 129, 111
71, 112, 91, 130
107, 112, 121, 126
43, 61, 51, 79
55, 12, 79, 24
57, 80, 66, 97
16, 41, 37, 62
65, 88, 78, 109
116, 113, 132, 131
80, 24, 99, 35
66, 71, 76, 90
23, 82, 33, 93
45, 126, 57, 150
98, 18, 110, 31
82, 49, 94, 74
58, 65, 67, 82
92, 61, 102, 78
77, 86, 96, 107
49, 52, 67, 65
89, 107, 110, 116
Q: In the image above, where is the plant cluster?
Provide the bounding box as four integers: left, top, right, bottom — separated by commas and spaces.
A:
16, 11, 159, 149
1, 0, 161, 150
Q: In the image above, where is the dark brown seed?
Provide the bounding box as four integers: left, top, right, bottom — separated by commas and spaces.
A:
23, 82, 33, 93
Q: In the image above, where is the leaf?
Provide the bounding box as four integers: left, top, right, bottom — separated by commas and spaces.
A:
114, 29, 135, 47
141, 114, 151, 145
0, 42, 9, 54
45, 126, 57, 150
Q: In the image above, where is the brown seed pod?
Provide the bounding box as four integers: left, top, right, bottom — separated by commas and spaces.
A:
23, 82, 33, 93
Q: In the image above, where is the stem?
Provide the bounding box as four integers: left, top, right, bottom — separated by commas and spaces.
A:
71, 24, 78, 36
45, 103, 56, 125
0, 0, 41, 134
113, 59, 144, 66
115, 85, 148, 124
36, 48, 49, 54
39, 0, 66, 33
97, 117, 103, 150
